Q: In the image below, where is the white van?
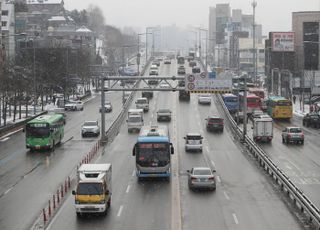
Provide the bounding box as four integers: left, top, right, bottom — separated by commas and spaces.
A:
127, 109, 144, 132
135, 97, 149, 112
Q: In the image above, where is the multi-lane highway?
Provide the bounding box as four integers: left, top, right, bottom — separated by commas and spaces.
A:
246, 112, 320, 209
0, 89, 124, 230
1, 59, 299, 230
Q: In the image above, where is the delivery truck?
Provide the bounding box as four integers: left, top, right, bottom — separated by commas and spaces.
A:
252, 116, 273, 143
72, 164, 112, 217
127, 109, 144, 132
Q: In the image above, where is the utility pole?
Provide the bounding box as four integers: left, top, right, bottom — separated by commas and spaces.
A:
243, 74, 248, 141
101, 78, 106, 142
252, 0, 257, 85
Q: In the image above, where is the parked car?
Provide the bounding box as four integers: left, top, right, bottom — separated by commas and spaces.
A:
198, 94, 211, 105
206, 116, 224, 132
157, 109, 172, 121
164, 59, 171, 64
302, 112, 320, 128
184, 133, 203, 152
99, 101, 112, 113
281, 126, 304, 145
81, 121, 100, 137
177, 66, 186, 75
65, 100, 84, 111
187, 167, 216, 191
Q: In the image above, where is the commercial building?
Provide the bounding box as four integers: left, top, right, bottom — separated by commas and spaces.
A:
208, 3, 264, 71
1, 0, 15, 58
265, 32, 295, 98
292, 11, 320, 94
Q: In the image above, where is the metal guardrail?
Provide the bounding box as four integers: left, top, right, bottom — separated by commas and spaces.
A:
216, 94, 320, 229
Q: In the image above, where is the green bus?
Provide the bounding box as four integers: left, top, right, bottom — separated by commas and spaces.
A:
26, 114, 65, 151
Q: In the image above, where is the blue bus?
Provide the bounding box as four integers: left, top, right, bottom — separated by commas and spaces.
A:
222, 93, 239, 114
132, 125, 174, 179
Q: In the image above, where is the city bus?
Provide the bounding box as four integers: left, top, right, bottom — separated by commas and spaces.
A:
239, 92, 261, 115
132, 125, 174, 180
222, 93, 239, 114
249, 88, 265, 99
26, 114, 65, 151
266, 96, 293, 119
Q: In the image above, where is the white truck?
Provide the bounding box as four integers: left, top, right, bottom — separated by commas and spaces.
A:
72, 164, 112, 217
127, 109, 144, 133
252, 116, 273, 143
135, 97, 149, 112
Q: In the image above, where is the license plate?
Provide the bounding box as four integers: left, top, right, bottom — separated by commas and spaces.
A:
200, 178, 206, 182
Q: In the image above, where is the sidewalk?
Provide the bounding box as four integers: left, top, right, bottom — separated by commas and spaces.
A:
292, 100, 310, 117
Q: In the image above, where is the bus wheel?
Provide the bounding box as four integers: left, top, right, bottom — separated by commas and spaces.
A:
58, 136, 62, 145
30, 148, 34, 153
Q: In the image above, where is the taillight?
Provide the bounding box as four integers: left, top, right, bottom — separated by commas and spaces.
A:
301, 133, 304, 138
208, 176, 215, 181
191, 176, 197, 181
287, 133, 291, 138
200, 140, 202, 144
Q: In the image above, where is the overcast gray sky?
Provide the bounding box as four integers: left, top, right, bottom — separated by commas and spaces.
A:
64, 0, 319, 35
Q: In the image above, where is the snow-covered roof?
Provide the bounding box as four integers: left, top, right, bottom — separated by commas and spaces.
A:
26, 0, 63, 5
48, 16, 66, 21
76, 26, 92, 33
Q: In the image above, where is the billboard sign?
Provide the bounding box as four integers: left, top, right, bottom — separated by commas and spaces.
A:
272, 32, 295, 52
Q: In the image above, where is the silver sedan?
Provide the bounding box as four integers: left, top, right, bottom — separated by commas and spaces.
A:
187, 167, 216, 191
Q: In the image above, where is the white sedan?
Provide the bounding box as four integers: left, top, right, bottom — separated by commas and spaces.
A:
65, 100, 84, 111
198, 94, 211, 105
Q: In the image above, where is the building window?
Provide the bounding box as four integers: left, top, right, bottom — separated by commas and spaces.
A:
2, 10, 9, 16
1, 21, 7, 27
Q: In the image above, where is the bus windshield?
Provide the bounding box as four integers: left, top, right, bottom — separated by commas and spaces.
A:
26, 123, 50, 138
276, 101, 292, 106
225, 97, 238, 102
136, 143, 170, 167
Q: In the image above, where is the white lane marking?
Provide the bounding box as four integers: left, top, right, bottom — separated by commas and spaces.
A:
198, 121, 201, 126
132, 170, 135, 177
223, 191, 230, 200
117, 205, 124, 217
4, 187, 13, 195
206, 146, 210, 153
0, 137, 10, 142
210, 160, 216, 168
232, 213, 239, 224
217, 176, 221, 183
287, 160, 302, 172
126, 185, 130, 193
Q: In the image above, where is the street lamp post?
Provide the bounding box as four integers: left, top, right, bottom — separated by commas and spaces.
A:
137, 32, 152, 76
252, 0, 257, 85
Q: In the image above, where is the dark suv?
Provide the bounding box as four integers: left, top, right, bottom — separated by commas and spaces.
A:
205, 116, 224, 132
302, 112, 320, 128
